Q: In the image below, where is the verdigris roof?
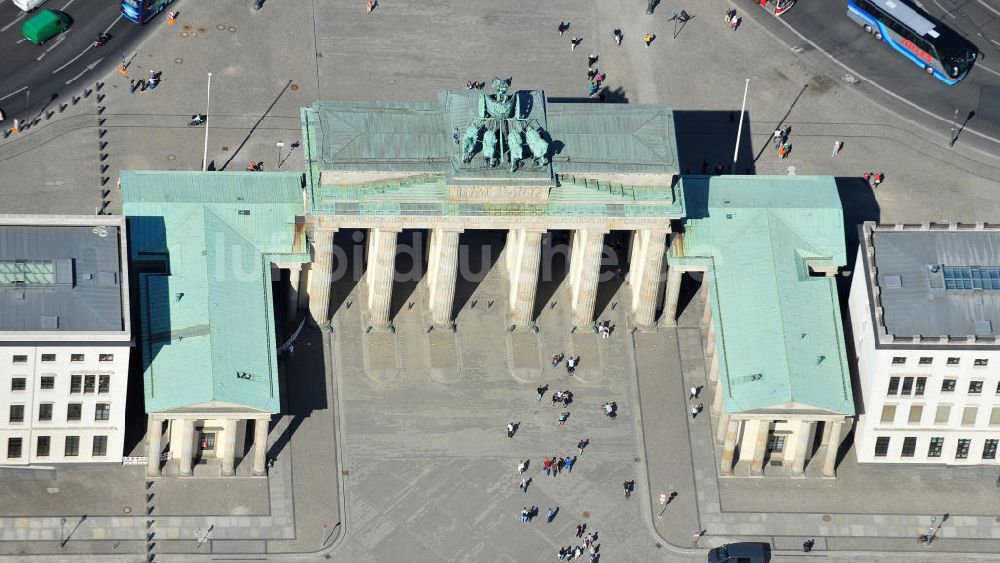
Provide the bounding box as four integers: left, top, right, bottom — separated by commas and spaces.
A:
121, 171, 307, 414
869, 226, 1000, 339
0, 217, 127, 335
673, 176, 854, 415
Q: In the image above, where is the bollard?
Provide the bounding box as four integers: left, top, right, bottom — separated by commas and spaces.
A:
10, 118, 19, 133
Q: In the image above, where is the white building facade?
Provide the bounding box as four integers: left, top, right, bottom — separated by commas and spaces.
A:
850, 222, 1000, 465
0, 216, 131, 465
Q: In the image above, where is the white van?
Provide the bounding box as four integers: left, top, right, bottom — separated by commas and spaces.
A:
12, 0, 49, 11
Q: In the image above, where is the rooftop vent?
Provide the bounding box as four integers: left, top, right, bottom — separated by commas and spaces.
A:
40, 316, 59, 330
884, 275, 902, 289
975, 320, 992, 335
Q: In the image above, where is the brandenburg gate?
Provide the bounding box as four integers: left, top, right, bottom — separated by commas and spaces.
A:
300, 77, 684, 330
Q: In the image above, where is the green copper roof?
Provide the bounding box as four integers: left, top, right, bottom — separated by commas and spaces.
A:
673, 176, 854, 415
121, 171, 307, 414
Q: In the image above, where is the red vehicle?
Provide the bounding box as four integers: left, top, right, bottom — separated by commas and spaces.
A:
752, 0, 796, 16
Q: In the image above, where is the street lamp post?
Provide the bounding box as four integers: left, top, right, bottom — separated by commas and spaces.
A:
202, 73, 212, 172
276, 141, 285, 169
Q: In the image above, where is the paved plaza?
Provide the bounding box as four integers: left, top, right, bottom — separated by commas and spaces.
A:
2, 0, 1000, 561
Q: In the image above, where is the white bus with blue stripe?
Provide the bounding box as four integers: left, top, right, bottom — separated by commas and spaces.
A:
847, 0, 978, 84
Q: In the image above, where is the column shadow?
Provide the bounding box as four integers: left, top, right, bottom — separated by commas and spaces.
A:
452, 229, 506, 318
329, 229, 366, 319
534, 230, 569, 321
389, 229, 427, 320
593, 231, 630, 322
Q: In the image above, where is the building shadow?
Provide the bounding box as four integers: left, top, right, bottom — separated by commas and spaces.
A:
676, 270, 704, 322
593, 230, 630, 322
534, 230, 570, 320
328, 229, 365, 319
267, 324, 328, 459
453, 230, 506, 317
673, 110, 756, 175
389, 230, 427, 320
836, 176, 881, 286
547, 86, 630, 104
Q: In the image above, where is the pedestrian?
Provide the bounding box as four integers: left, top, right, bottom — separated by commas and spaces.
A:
520, 477, 528, 492
366, 0, 375, 13
520, 507, 529, 523
691, 403, 703, 419
623, 480, 633, 499
832, 140, 843, 156
643, 33, 654, 47
546, 507, 556, 523
595, 72, 605, 85
558, 21, 568, 36
552, 390, 562, 405
873, 172, 884, 187
863, 172, 872, 185
517, 459, 526, 474
507, 422, 516, 438
551, 352, 561, 367
536, 384, 547, 402
137, 79, 147, 92
803, 538, 815, 552
777, 143, 790, 160
559, 546, 568, 560
574, 546, 583, 559
562, 390, 572, 406
688, 386, 698, 400
613, 28, 623, 45
587, 54, 598, 67
730, 15, 741, 31
543, 457, 552, 476
557, 457, 565, 473
772, 127, 783, 148
550, 456, 557, 476
577, 438, 588, 455
782, 125, 792, 142
576, 524, 584, 538
565, 456, 575, 473
129, 79, 137, 94
724, 8, 735, 23
571, 36, 581, 50
558, 411, 570, 426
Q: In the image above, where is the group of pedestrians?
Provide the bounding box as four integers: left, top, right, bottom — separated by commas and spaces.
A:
558, 527, 599, 561
724, 8, 742, 31
129, 70, 163, 95
863, 171, 885, 188
552, 352, 580, 374
688, 386, 704, 419
773, 125, 793, 159
541, 454, 576, 476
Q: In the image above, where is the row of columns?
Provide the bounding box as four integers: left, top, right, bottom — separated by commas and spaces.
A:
146, 415, 270, 478
717, 418, 845, 478
306, 227, 670, 330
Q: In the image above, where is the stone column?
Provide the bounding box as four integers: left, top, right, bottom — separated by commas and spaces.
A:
307, 229, 337, 324
822, 420, 844, 478
705, 321, 717, 357
178, 419, 195, 477
568, 229, 607, 327
507, 229, 544, 326
629, 229, 668, 328
252, 418, 270, 476
286, 267, 301, 327
791, 420, 814, 477
701, 294, 713, 328
720, 420, 739, 476
716, 411, 731, 444
427, 228, 462, 326
661, 267, 683, 326
708, 355, 720, 384
221, 419, 238, 476
711, 382, 724, 415
749, 419, 770, 476
366, 228, 400, 328
145, 415, 162, 478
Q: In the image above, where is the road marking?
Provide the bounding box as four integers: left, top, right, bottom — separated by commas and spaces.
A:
16, 37, 25, 43
51, 14, 123, 75
0, 85, 27, 102
975, 62, 1000, 79
975, 0, 1000, 19
65, 58, 102, 84
60, 0, 74, 9
0, 11, 25, 33
36, 34, 66, 60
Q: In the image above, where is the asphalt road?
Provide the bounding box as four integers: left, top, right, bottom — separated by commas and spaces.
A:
0, 0, 147, 122
780, 0, 1000, 145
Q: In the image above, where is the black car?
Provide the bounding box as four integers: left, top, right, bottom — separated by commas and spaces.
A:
707, 542, 771, 563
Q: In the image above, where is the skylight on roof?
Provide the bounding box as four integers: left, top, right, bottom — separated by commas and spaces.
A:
942, 266, 1000, 290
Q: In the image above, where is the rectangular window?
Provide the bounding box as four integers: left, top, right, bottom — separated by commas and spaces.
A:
10, 378, 25, 391
942, 379, 957, 392
98, 354, 114, 362
956, 439, 971, 459
892, 356, 906, 365
98, 375, 110, 394
766, 434, 785, 453
901, 437, 917, 457
992, 407, 1000, 426
928, 437, 944, 457
974, 358, 988, 367
908, 405, 924, 424
67, 403, 81, 422
887, 377, 900, 395
94, 403, 110, 422
984, 439, 998, 460
901, 377, 914, 396
12, 355, 27, 363
40, 353, 55, 362
70, 354, 84, 362
36, 436, 50, 457
919, 357, 933, 365
874, 437, 891, 457
64, 436, 79, 457
935, 405, 951, 424
40, 376, 54, 390
880, 405, 897, 423
70, 375, 81, 394
947, 357, 960, 365
8, 405, 23, 423
7, 438, 22, 459
92, 435, 107, 457
83, 375, 95, 394
38, 403, 52, 422
969, 381, 983, 395
914, 377, 926, 396
962, 406, 978, 426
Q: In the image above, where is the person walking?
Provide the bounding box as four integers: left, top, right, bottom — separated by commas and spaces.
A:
832, 141, 843, 156
691, 403, 704, 419
520, 507, 529, 523
587, 54, 598, 67
520, 477, 528, 492
688, 386, 698, 400
772, 127, 783, 148
724, 8, 735, 23
643, 33, 654, 47
558, 411, 570, 426
550, 456, 557, 477
576, 524, 584, 538
517, 459, 526, 475
577, 438, 588, 455
564, 456, 575, 473
536, 384, 547, 402
552, 390, 563, 406
613, 28, 623, 45
730, 15, 741, 31
366, 0, 376, 13
546, 507, 557, 523
571, 36, 582, 50
873, 172, 884, 187
543, 457, 552, 476
623, 480, 633, 499
558, 21, 568, 36
863, 172, 872, 185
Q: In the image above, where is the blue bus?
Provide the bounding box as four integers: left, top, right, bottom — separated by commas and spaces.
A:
121, 0, 174, 24
847, 0, 978, 84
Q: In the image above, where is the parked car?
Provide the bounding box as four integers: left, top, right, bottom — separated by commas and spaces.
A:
707, 542, 771, 563
12, 0, 48, 11
21, 9, 71, 46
